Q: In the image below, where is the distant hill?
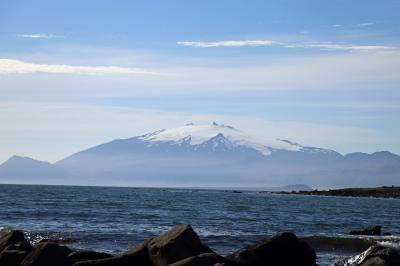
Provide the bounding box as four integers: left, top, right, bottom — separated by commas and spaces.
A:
1, 123, 400, 188
0, 155, 67, 184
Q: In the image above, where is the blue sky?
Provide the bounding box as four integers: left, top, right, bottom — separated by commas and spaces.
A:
0, 0, 399, 162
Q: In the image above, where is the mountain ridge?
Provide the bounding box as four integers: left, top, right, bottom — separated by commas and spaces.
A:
1, 123, 399, 188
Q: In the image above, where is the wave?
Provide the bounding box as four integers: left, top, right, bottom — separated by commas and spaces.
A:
302, 235, 400, 252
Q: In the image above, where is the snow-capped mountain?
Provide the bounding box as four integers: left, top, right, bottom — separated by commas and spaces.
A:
137, 122, 304, 155
130, 122, 337, 156
1, 123, 400, 188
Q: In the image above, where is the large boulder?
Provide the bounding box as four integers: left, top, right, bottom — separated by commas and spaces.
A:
20, 242, 74, 266
0, 241, 33, 266
147, 224, 214, 266
0, 230, 26, 252
349, 225, 382, 236
228, 232, 316, 266
334, 245, 400, 266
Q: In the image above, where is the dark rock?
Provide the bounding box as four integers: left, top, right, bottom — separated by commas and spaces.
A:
74, 239, 152, 266
349, 225, 382, 236
20, 242, 73, 266
228, 232, 316, 266
0, 250, 29, 266
0, 241, 33, 266
68, 250, 113, 262
147, 224, 214, 266
1, 241, 33, 253
334, 245, 400, 266
73, 256, 134, 266
0, 230, 26, 252
167, 253, 232, 266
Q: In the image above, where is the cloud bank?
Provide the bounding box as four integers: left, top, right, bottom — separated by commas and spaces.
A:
0, 58, 157, 75
1, 49, 400, 97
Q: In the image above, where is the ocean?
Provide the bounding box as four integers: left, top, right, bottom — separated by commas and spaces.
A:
1, 184, 399, 265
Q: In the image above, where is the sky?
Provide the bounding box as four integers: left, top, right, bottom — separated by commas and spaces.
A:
0, 0, 400, 163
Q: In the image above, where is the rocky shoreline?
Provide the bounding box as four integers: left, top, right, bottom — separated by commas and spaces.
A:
275, 186, 400, 199
1, 224, 399, 266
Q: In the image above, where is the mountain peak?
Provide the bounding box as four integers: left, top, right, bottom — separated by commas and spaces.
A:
5, 155, 37, 163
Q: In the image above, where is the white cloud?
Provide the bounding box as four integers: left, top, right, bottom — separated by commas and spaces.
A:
0, 58, 158, 75
285, 42, 393, 52
17, 33, 65, 39
357, 22, 375, 27
177, 40, 277, 48
177, 39, 395, 52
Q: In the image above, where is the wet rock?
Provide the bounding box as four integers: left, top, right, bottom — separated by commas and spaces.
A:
148, 224, 214, 266
20, 242, 73, 266
0, 241, 33, 266
0, 230, 26, 252
334, 245, 400, 266
228, 232, 316, 266
349, 225, 382, 236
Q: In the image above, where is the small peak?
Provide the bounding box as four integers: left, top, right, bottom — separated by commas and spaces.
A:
3, 155, 42, 164
212, 122, 219, 126
9, 155, 26, 161
215, 133, 225, 138
185, 123, 194, 126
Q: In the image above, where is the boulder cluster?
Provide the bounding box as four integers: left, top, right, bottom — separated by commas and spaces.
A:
2, 224, 399, 266
0, 225, 316, 266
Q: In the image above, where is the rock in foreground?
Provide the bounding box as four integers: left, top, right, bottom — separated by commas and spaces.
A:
0, 225, 317, 266
147, 224, 214, 266
229, 232, 316, 266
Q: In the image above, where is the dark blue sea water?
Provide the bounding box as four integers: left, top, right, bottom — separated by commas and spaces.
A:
1, 184, 399, 265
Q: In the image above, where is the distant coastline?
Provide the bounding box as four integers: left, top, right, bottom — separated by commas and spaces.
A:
274, 186, 400, 199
